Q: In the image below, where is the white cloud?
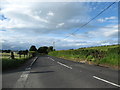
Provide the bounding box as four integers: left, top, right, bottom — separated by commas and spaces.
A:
105, 16, 117, 20
47, 11, 54, 16
0, 1, 91, 50
0, 1, 118, 50
85, 24, 118, 38
56, 23, 64, 28
0, 1, 90, 33
97, 18, 106, 22
97, 16, 117, 23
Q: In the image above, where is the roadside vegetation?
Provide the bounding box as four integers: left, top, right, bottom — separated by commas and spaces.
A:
1, 50, 33, 70
1, 45, 54, 70
48, 44, 120, 69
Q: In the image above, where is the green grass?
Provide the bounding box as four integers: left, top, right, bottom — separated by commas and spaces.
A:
49, 45, 120, 68
82, 44, 119, 51
1, 53, 26, 59
99, 47, 120, 66
1, 53, 32, 70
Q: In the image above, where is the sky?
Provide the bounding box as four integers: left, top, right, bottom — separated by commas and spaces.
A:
0, 0, 119, 50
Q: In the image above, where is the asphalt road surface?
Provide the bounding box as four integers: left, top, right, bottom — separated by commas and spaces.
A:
2, 55, 120, 88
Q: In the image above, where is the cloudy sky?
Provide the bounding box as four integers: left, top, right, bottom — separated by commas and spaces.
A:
0, 0, 118, 50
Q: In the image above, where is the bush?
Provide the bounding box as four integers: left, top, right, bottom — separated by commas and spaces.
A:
99, 47, 119, 66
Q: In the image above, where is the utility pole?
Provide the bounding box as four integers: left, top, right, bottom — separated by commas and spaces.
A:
53, 41, 55, 50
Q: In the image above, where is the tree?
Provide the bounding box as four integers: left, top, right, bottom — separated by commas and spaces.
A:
23, 51, 26, 57
11, 51, 14, 59
29, 45, 37, 51
29, 45, 37, 57
22, 50, 28, 57
25, 50, 28, 56
49, 46, 53, 51
18, 50, 29, 58
2, 50, 11, 53
18, 50, 22, 58
38, 46, 48, 54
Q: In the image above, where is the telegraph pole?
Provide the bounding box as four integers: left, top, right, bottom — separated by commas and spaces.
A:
53, 41, 55, 50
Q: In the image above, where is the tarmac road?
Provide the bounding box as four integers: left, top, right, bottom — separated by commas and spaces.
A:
2, 55, 120, 88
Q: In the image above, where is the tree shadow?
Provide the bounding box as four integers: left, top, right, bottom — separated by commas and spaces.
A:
30, 71, 54, 74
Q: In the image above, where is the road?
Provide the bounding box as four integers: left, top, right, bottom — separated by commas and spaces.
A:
2, 55, 120, 88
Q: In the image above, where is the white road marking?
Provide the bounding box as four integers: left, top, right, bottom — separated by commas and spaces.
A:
50, 58, 55, 61
14, 57, 38, 88
57, 62, 72, 69
25, 67, 31, 71
29, 57, 38, 67
14, 70, 30, 88
93, 76, 120, 87
48, 57, 55, 61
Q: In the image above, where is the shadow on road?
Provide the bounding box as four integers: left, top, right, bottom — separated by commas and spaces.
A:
30, 71, 54, 74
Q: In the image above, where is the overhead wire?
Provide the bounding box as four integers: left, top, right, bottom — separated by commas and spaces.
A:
53, 1, 117, 48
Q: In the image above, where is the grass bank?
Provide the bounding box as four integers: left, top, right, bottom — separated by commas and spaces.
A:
1, 53, 33, 70
49, 45, 120, 69
2, 57, 32, 70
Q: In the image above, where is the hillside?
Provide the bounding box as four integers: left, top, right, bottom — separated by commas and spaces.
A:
49, 44, 120, 69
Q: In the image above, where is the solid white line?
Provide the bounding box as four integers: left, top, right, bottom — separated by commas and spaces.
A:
50, 58, 55, 61
93, 76, 120, 87
48, 57, 55, 61
30, 57, 38, 67
57, 62, 72, 69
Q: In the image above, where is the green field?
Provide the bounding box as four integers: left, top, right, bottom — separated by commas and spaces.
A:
49, 45, 120, 69
1, 52, 27, 59
1, 52, 32, 70
81, 45, 119, 51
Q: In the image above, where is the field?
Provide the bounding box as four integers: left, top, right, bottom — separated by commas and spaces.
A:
81, 45, 119, 51
1, 52, 27, 59
1, 52, 32, 70
49, 45, 120, 69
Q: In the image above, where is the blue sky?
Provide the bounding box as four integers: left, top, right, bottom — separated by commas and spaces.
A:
0, 0, 118, 50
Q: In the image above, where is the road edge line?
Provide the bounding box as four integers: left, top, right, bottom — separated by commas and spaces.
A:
57, 62, 72, 69
13, 56, 38, 88
93, 76, 120, 87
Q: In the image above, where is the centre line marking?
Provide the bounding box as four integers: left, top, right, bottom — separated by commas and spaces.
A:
57, 62, 72, 69
93, 76, 120, 87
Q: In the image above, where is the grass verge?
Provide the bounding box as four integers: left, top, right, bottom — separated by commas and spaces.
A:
49, 45, 120, 69
2, 56, 32, 70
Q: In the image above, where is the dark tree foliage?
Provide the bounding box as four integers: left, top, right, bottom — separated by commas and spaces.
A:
18, 51, 22, 58
17, 50, 29, 58
2, 50, 11, 53
25, 50, 28, 55
38, 46, 48, 54
48, 46, 53, 52
22, 50, 28, 57
11, 51, 14, 59
29, 45, 37, 51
